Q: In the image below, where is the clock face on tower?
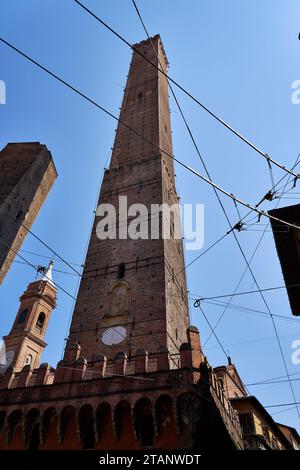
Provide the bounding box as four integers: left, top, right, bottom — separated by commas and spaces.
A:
101, 326, 126, 345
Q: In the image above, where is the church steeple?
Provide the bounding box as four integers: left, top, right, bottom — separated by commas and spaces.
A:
3, 261, 57, 371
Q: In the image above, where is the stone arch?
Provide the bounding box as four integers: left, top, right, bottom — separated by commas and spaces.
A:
96, 402, 113, 449
25, 408, 40, 449
59, 405, 79, 450
109, 279, 131, 297
7, 409, 23, 448
41, 407, 58, 449
0, 410, 6, 435
177, 392, 200, 448
114, 400, 136, 449
105, 281, 131, 321
78, 404, 95, 449
155, 394, 176, 449
0, 411, 6, 449
133, 397, 154, 447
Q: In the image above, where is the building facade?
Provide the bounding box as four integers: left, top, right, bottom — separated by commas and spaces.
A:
269, 204, 300, 316
0, 142, 57, 285
215, 362, 299, 450
0, 35, 297, 451
0, 35, 244, 451
2, 262, 56, 372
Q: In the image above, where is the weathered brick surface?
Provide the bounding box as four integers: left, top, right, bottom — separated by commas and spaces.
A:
67, 35, 189, 362
0, 142, 57, 284
0, 37, 245, 451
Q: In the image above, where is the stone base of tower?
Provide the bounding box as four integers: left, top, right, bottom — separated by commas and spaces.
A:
0, 327, 243, 450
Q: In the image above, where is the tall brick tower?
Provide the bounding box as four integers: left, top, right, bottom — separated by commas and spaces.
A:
66, 35, 189, 361
0, 142, 57, 285
0, 36, 244, 452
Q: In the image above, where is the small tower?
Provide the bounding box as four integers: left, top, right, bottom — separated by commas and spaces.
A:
3, 261, 57, 371
66, 35, 189, 362
0, 142, 57, 285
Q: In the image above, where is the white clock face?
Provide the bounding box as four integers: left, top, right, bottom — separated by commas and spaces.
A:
5, 350, 15, 365
101, 326, 126, 345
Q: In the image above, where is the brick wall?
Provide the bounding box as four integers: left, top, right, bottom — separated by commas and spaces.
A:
67, 36, 189, 361
0, 142, 57, 284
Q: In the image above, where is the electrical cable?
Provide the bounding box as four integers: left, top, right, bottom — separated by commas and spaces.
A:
1, 14, 298, 423
1, 37, 299, 233
73, 0, 300, 181
0, 238, 77, 301
203, 153, 300, 347
128, 1, 300, 419
128, 0, 300, 419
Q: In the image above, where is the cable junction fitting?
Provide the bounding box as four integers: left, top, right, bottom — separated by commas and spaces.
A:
233, 222, 245, 232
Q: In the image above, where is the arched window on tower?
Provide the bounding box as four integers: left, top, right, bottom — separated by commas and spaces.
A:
17, 309, 28, 324
36, 312, 46, 331
109, 282, 130, 317
117, 263, 126, 279
24, 354, 33, 366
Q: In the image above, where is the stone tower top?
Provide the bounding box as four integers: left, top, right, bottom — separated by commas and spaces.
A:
132, 34, 169, 67
65, 36, 189, 362
41, 260, 54, 286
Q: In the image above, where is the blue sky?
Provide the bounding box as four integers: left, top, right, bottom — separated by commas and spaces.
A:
1, 0, 300, 431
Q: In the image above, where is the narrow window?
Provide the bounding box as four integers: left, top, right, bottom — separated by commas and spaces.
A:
36, 312, 46, 330
118, 263, 125, 279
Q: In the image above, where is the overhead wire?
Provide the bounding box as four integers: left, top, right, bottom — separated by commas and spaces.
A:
128, 0, 300, 420
0, 238, 78, 302
0, 37, 299, 233
73, 0, 300, 181
198, 283, 300, 301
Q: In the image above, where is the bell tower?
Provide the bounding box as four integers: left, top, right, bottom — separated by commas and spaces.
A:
0, 35, 246, 453
3, 261, 57, 371
65, 35, 190, 362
